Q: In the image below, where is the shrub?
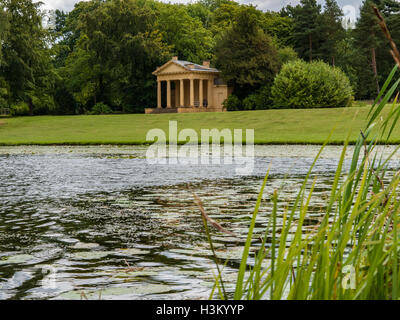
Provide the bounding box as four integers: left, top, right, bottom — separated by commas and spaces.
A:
242, 95, 257, 111
278, 46, 298, 64
0, 77, 9, 110
32, 94, 56, 115
10, 102, 30, 116
271, 60, 354, 109
223, 94, 242, 111
91, 102, 113, 115
242, 86, 273, 110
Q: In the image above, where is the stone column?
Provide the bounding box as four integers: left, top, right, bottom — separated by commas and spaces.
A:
167, 80, 171, 108
175, 80, 179, 108
199, 79, 203, 108
180, 79, 184, 107
157, 80, 161, 108
207, 78, 213, 107
190, 79, 194, 107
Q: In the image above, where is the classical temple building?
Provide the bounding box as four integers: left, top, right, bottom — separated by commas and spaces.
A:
145, 57, 232, 114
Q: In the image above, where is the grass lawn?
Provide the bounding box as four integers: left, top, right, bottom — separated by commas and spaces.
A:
0, 105, 398, 145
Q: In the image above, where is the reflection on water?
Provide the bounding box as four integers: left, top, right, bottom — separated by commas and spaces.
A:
0, 145, 399, 300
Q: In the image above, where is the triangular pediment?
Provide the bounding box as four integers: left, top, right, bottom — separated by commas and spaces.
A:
153, 61, 187, 75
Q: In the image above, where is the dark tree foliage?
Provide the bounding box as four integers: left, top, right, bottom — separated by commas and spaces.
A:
1, 0, 400, 114
214, 6, 281, 99
1, 0, 55, 115
64, 0, 170, 112
0, 7, 8, 65
320, 0, 345, 66
291, 0, 322, 62
353, 0, 400, 99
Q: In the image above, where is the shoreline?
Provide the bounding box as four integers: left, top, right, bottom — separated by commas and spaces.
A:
2, 144, 400, 160
0, 141, 398, 146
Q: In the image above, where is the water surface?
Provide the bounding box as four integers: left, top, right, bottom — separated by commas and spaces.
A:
0, 145, 399, 299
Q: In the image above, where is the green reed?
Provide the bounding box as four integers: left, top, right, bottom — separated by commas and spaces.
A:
200, 64, 400, 300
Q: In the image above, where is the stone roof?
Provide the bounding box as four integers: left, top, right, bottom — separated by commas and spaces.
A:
153, 58, 220, 75
173, 60, 219, 73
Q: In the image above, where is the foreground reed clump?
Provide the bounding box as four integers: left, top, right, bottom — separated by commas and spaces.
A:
198, 8, 400, 300
199, 66, 400, 300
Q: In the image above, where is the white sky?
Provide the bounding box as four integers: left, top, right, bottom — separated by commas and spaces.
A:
37, 0, 364, 13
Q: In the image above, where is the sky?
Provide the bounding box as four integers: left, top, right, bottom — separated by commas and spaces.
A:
38, 0, 364, 14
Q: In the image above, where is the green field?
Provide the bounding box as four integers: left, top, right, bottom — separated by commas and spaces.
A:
0, 105, 398, 145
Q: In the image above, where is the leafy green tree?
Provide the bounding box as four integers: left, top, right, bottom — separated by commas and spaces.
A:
51, 10, 74, 68
1, 0, 55, 115
320, 0, 345, 65
209, 0, 241, 35
186, 1, 212, 28
290, 0, 322, 61
335, 34, 360, 95
354, 1, 383, 96
214, 6, 281, 100
198, 0, 233, 12
353, 0, 400, 98
0, 7, 9, 109
155, 2, 213, 63
65, 0, 169, 112
51, 1, 103, 114
0, 6, 8, 65
262, 11, 293, 47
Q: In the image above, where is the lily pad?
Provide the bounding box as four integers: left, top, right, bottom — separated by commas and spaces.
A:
214, 247, 245, 260
114, 248, 150, 256
0, 254, 35, 265
169, 248, 211, 256
71, 242, 100, 250
112, 270, 159, 279
96, 266, 175, 280
56, 284, 172, 300
71, 251, 113, 260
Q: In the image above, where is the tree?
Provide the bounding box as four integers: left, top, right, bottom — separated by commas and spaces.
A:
353, 0, 400, 97
186, 1, 212, 28
290, 0, 322, 62
155, 2, 213, 63
1, 0, 55, 115
335, 34, 359, 95
262, 11, 293, 47
354, 1, 383, 95
214, 6, 281, 100
320, 0, 345, 66
51, 1, 103, 114
0, 6, 9, 109
0, 6, 8, 65
65, 0, 170, 112
209, 0, 242, 37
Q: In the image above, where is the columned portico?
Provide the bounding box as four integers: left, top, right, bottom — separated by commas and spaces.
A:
147, 56, 231, 114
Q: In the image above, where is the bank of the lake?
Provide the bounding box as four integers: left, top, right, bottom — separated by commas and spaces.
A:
0, 104, 391, 145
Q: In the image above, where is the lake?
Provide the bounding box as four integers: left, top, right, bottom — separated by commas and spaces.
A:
1, 145, 399, 300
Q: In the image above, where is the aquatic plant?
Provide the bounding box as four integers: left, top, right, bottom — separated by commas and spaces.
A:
199, 7, 400, 300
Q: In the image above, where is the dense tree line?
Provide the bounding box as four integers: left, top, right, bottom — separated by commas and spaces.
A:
0, 0, 399, 114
